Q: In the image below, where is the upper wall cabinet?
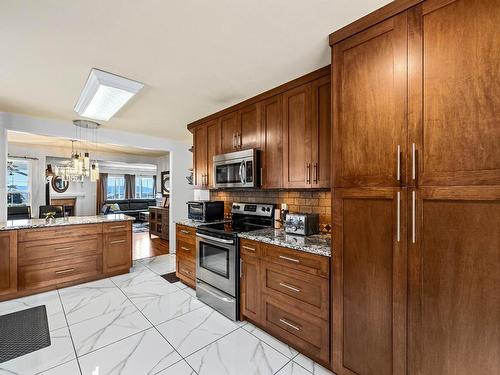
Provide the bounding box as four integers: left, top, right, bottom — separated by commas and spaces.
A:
408, 0, 500, 186
220, 112, 239, 153
220, 104, 262, 153
261, 95, 283, 189
193, 120, 221, 189
311, 76, 331, 188
332, 13, 408, 188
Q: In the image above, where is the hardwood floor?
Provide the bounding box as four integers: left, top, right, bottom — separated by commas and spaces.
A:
133, 232, 169, 261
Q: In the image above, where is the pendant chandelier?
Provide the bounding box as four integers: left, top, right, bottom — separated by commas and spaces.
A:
54, 120, 100, 182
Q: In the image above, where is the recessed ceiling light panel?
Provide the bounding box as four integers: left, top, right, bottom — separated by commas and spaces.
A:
74, 68, 144, 121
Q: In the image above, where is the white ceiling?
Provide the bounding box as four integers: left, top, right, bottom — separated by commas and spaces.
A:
0, 0, 391, 142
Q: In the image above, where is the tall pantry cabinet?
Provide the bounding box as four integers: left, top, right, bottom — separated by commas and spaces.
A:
330, 1, 500, 375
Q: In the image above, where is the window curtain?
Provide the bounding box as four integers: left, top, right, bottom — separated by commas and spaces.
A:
153, 175, 157, 196
124, 174, 135, 199
96, 173, 108, 214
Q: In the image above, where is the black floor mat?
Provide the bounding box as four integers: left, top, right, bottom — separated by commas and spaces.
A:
161, 272, 180, 283
0, 305, 51, 363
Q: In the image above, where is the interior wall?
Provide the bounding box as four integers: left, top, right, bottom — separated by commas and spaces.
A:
0, 118, 7, 221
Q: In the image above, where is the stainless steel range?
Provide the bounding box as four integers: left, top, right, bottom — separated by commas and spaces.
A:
195, 202, 274, 320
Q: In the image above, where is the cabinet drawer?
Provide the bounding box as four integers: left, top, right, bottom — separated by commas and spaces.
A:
262, 244, 329, 278
264, 298, 329, 364
177, 257, 196, 280
18, 256, 101, 291
263, 261, 329, 320
103, 221, 131, 233
18, 224, 102, 242
240, 239, 261, 256
18, 236, 100, 266
176, 239, 195, 259
176, 224, 196, 245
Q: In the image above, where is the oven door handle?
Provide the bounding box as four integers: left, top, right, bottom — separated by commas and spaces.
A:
196, 233, 235, 245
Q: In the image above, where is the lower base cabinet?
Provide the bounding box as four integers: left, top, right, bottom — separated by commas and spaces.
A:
175, 224, 196, 288
103, 225, 132, 274
0, 231, 17, 297
239, 238, 330, 366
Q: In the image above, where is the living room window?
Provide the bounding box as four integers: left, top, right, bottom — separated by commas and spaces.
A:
7, 159, 32, 207
107, 175, 125, 199
135, 175, 155, 199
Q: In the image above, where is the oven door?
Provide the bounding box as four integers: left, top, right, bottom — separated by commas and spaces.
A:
196, 233, 236, 296
214, 158, 246, 188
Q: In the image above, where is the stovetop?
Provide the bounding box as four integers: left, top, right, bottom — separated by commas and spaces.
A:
198, 220, 270, 236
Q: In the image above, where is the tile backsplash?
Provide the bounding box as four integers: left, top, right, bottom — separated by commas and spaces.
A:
210, 189, 332, 233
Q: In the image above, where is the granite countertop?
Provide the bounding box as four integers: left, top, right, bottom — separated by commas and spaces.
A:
0, 214, 134, 231
175, 219, 229, 228
238, 228, 331, 257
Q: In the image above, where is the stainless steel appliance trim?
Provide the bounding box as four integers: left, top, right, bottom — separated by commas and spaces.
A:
196, 233, 234, 245
239, 161, 245, 184
196, 280, 237, 321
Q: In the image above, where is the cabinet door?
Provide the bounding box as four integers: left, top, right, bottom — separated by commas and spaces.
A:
408, 0, 500, 186
332, 188, 407, 375
193, 125, 207, 188
0, 231, 17, 296
311, 75, 331, 188
283, 83, 312, 188
408, 186, 500, 375
332, 13, 408, 188
261, 95, 283, 189
240, 254, 262, 323
220, 112, 239, 153
238, 103, 261, 150
206, 120, 221, 188
103, 232, 132, 274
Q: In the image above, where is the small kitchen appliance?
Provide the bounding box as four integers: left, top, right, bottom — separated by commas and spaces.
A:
284, 213, 320, 236
187, 200, 224, 222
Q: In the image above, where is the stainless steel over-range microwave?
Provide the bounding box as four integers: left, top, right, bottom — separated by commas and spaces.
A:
213, 149, 258, 189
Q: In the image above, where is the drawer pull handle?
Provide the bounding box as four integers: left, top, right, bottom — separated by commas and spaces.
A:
55, 246, 74, 252
180, 246, 191, 251
110, 239, 126, 244
110, 225, 125, 229
242, 245, 256, 252
180, 230, 191, 235
279, 282, 301, 293
55, 268, 75, 275
279, 318, 300, 331
279, 255, 300, 263
181, 268, 191, 275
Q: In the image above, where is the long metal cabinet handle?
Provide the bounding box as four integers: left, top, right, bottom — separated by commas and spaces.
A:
306, 163, 311, 184
396, 191, 401, 242
279, 282, 301, 293
397, 144, 401, 181
412, 190, 416, 243
240, 258, 243, 278
110, 239, 126, 244
238, 133, 242, 148
233, 133, 236, 149
314, 163, 318, 184
279, 255, 300, 263
279, 318, 300, 331
412, 143, 416, 180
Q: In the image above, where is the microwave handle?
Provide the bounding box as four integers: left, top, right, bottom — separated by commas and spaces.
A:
239, 161, 245, 184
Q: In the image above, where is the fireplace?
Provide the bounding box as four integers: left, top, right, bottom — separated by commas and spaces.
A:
50, 198, 76, 216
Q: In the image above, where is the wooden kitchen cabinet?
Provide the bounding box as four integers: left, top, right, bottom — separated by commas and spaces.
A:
193, 124, 208, 188
238, 103, 261, 150
332, 13, 408, 188
408, 0, 500, 187
175, 224, 196, 288
0, 231, 17, 297
311, 75, 331, 188
332, 187, 407, 375
408, 186, 500, 375
220, 112, 239, 153
283, 83, 312, 188
260, 95, 283, 189
206, 120, 221, 187
103, 228, 132, 275
239, 239, 331, 366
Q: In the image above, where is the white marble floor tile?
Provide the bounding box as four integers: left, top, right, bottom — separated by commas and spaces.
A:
69, 303, 151, 356
118, 276, 179, 304
156, 360, 196, 375
110, 267, 157, 288
182, 286, 197, 298
38, 360, 81, 375
243, 322, 298, 358
173, 281, 188, 290
293, 354, 335, 375
60, 284, 129, 326
0, 290, 66, 332
0, 326, 76, 375
186, 328, 289, 375
64, 278, 116, 289
78, 328, 181, 375
134, 289, 205, 325
276, 361, 313, 375
140, 254, 176, 275
156, 305, 239, 357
